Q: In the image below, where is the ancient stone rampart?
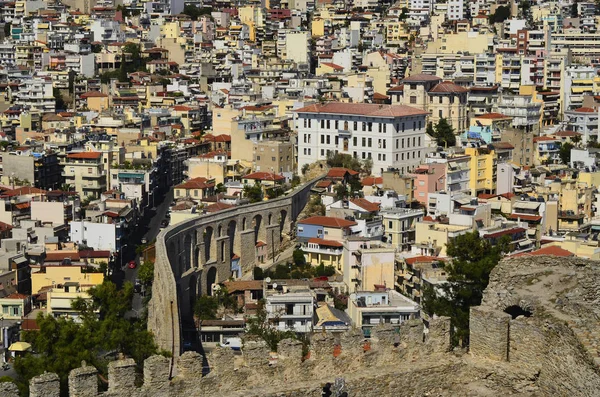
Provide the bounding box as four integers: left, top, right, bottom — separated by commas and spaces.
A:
8, 318, 451, 397
149, 176, 322, 358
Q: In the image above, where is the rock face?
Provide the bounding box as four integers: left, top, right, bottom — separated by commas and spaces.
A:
12, 255, 600, 396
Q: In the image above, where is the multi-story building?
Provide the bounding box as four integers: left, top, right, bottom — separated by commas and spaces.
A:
295, 102, 429, 176
495, 95, 542, 132
2, 150, 62, 191
265, 289, 315, 333
252, 140, 295, 179
343, 238, 395, 294
13, 77, 55, 112
61, 152, 106, 199
381, 206, 424, 252
347, 290, 420, 337
564, 107, 598, 145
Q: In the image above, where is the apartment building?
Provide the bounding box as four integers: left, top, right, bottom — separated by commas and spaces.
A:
62, 152, 106, 199
295, 102, 429, 176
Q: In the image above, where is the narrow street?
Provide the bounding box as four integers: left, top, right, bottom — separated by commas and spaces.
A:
112, 188, 174, 315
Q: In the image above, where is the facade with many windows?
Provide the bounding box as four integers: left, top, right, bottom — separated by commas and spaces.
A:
295, 102, 429, 176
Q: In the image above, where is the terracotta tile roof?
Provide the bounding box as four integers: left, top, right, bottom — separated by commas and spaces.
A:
402, 73, 442, 83
67, 152, 102, 160
1, 187, 47, 197
554, 130, 581, 137
173, 105, 193, 111
429, 81, 469, 94
387, 84, 404, 92
512, 245, 573, 258
469, 85, 498, 92
240, 104, 274, 112
373, 92, 389, 100
321, 62, 344, 71
223, 280, 263, 293
533, 136, 557, 143
256, 241, 267, 247
175, 177, 215, 190
327, 167, 359, 178
476, 112, 510, 119
361, 176, 383, 186
483, 227, 526, 239
202, 134, 231, 142
244, 172, 285, 181
204, 202, 234, 213
299, 216, 357, 228
79, 250, 111, 258
5, 293, 29, 300
0, 221, 12, 232
405, 256, 446, 265
489, 142, 514, 150
508, 214, 542, 222
315, 180, 333, 188
80, 91, 108, 98
294, 102, 429, 118
308, 238, 343, 248
574, 107, 595, 113
45, 251, 80, 262
351, 198, 380, 212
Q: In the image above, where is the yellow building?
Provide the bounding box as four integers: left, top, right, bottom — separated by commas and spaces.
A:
428, 31, 495, 54
160, 21, 180, 39
31, 265, 104, 295
316, 62, 345, 76
413, 221, 471, 257
81, 91, 109, 112
174, 177, 216, 200
312, 18, 326, 37
61, 152, 106, 199
211, 106, 240, 136
47, 283, 97, 320
465, 146, 497, 195
0, 293, 31, 319
303, 238, 343, 270
546, 239, 600, 260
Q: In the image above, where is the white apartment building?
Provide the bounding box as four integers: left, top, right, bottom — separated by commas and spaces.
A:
295, 102, 429, 176
14, 77, 55, 113
90, 20, 125, 43
447, 0, 464, 20
266, 290, 315, 333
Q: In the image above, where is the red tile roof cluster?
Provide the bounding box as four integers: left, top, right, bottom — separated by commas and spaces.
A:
574, 107, 595, 113
361, 176, 383, 186
175, 177, 215, 190
327, 167, 359, 178
1, 187, 47, 197
476, 112, 510, 119
405, 256, 446, 265
554, 130, 581, 137
321, 62, 344, 71
67, 152, 102, 160
45, 251, 80, 262
429, 81, 469, 94
81, 91, 108, 99
308, 238, 343, 248
205, 202, 234, 213
295, 102, 429, 118
402, 73, 442, 83
508, 214, 542, 222
351, 198, 380, 212
244, 172, 285, 181
512, 245, 573, 258
299, 216, 357, 228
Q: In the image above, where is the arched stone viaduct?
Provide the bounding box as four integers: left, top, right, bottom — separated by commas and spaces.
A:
148, 177, 322, 356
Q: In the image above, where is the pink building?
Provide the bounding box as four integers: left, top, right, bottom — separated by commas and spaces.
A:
412, 163, 446, 204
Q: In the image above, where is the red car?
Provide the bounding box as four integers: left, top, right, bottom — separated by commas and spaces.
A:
128, 261, 137, 269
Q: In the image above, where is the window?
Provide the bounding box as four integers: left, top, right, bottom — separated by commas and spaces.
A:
418, 121, 421, 129
378, 153, 381, 160
321, 135, 325, 144
402, 123, 405, 132
383, 140, 386, 149
383, 124, 387, 133
368, 122, 372, 132
401, 138, 404, 148
418, 137, 421, 146
88, 168, 93, 174
326, 120, 330, 129
413, 137, 416, 146
378, 123, 382, 133
321, 120, 325, 128
335, 120, 339, 129
362, 137, 366, 147
368, 138, 372, 147
326, 135, 330, 144
257, 155, 261, 160
308, 119, 312, 128
353, 121, 358, 130
410, 96, 417, 104
396, 139, 399, 149
335, 136, 339, 145
353, 137, 357, 146
272, 157, 276, 161
382, 154, 386, 161
321, 149, 325, 156
194, 189, 198, 196
303, 119, 307, 128
439, 109, 443, 118
362, 122, 366, 132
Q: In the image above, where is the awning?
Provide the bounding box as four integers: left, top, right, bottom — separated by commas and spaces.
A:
8, 342, 31, 352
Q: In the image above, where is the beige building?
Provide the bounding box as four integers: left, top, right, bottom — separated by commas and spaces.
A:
413, 220, 471, 257
62, 152, 107, 199
31, 264, 104, 295
253, 140, 294, 175
343, 238, 395, 294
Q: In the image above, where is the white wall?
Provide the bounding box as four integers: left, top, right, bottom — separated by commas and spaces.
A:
69, 221, 116, 252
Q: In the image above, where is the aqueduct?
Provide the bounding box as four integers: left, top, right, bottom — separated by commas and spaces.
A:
148, 177, 321, 356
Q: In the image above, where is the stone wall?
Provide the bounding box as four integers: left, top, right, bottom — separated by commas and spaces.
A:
149, 176, 323, 357
17, 318, 452, 397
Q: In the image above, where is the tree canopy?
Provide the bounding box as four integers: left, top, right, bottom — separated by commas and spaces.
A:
489, 5, 511, 23
243, 182, 263, 203
423, 232, 511, 346
14, 281, 157, 396
430, 118, 457, 147
559, 142, 574, 165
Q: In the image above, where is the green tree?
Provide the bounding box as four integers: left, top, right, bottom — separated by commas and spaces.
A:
305, 195, 326, 216
246, 300, 296, 351
426, 122, 435, 136
215, 183, 226, 193
326, 152, 362, 172
422, 232, 510, 347
194, 294, 219, 320
54, 88, 66, 111
15, 281, 157, 396
314, 263, 335, 277
253, 266, 264, 280
293, 249, 306, 266
183, 4, 201, 19
433, 118, 456, 147
489, 5, 511, 23
243, 182, 263, 203
138, 260, 154, 286
3, 23, 11, 37
559, 142, 574, 165
334, 184, 348, 201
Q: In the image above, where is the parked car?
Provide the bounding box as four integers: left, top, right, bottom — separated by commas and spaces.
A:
141, 237, 148, 244
160, 219, 169, 228
128, 260, 137, 269
219, 337, 242, 351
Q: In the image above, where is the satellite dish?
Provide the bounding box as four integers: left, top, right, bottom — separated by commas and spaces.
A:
272, 283, 278, 289
265, 277, 271, 283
